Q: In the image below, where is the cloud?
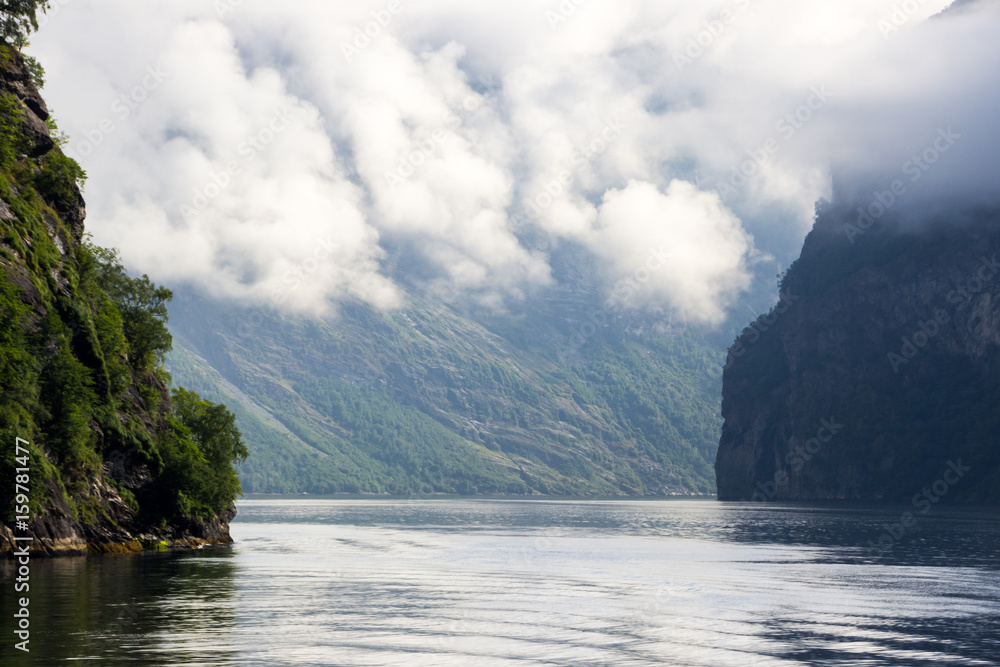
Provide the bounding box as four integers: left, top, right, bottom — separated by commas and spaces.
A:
28, 0, 1000, 324
592, 180, 755, 325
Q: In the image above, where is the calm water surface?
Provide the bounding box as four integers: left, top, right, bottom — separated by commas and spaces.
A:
2, 498, 999, 665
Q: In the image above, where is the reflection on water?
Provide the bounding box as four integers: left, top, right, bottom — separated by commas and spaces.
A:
0, 545, 238, 665
2, 499, 998, 665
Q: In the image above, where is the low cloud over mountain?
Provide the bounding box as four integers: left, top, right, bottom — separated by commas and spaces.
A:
32, 0, 999, 322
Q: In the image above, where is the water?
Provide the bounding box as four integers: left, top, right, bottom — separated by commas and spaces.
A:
2, 498, 999, 665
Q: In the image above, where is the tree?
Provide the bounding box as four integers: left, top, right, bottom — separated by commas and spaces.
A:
2, 2, 50, 90
87, 245, 174, 371
0, 1, 49, 47
169, 388, 249, 513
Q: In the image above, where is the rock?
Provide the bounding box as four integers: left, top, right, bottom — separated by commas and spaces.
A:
18, 99, 53, 157
715, 205, 1000, 503
0, 50, 49, 121
0, 50, 54, 157
0, 49, 85, 238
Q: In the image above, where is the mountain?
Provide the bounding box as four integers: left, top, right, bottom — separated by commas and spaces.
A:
0, 47, 245, 555
165, 247, 728, 496
715, 201, 1000, 503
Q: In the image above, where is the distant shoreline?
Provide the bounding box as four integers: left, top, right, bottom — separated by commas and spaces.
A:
238, 493, 717, 501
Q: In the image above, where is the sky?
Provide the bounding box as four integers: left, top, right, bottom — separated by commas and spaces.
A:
29, 0, 1000, 325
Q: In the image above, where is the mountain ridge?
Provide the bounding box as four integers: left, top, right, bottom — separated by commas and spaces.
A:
166, 276, 727, 496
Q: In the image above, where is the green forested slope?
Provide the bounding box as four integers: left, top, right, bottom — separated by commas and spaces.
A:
168, 283, 726, 496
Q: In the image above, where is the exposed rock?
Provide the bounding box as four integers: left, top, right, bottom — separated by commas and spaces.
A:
716, 205, 1000, 503
0, 50, 49, 121
0, 51, 53, 157
18, 98, 54, 157
0, 198, 14, 220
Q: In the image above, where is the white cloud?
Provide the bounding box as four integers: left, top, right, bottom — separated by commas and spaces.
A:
29, 0, 999, 324
592, 180, 755, 324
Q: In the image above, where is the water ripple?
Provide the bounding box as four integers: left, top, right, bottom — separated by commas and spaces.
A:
2, 499, 998, 665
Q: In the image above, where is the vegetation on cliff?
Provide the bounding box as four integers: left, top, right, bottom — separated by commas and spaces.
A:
0, 44, 246, 550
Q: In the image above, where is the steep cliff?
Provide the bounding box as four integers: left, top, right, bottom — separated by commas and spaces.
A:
0, 47, 243, 555
716, 201, 1000, 502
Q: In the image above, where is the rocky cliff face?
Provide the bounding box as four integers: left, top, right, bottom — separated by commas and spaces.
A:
0, 49, 235, 555
716, 202, 1000, 503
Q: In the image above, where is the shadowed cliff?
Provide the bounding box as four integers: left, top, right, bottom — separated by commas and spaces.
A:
716, 201, 1000, 503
